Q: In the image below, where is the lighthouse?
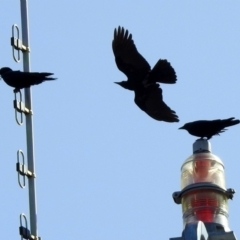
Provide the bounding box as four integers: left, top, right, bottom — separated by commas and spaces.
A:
171, 139, 237, 240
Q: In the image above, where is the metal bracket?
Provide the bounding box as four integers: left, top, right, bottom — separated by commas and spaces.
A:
17, 150, 36, 188
172, 182, 235, 204
16, 162, 36, 178
11, 24, 30, 62
170, 221, 237, 240
14, 89, 33, 125
19, 214, 41, 240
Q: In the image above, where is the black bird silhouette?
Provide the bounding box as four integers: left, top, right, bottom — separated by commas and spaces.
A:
112, 26, 179, 122
179, 118, 240, 139
0, 67, 56, 90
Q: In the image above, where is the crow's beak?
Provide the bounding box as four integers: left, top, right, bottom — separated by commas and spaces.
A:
114, 82, 120, 85
179, 126, 185, 129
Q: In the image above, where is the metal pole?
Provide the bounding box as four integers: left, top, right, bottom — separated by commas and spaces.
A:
20, 0, 38, 236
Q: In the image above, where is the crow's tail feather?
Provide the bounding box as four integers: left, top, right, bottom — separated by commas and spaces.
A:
223, 117, 240, 128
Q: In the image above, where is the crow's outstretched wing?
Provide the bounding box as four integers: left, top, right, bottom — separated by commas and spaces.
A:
148, 59, 177, 84
112, 26, 150, 78
134, 83, 179, 122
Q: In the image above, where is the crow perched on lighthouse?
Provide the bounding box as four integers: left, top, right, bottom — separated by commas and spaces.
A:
179, 118, 240, 139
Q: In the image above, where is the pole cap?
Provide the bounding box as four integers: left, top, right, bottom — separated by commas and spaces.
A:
193, 139, 211, 153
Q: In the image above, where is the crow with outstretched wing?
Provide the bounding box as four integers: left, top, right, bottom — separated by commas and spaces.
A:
112, 26, 179, 122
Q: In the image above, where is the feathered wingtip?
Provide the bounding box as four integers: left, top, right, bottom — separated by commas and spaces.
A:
40, 72, 57, 80
223, 117, 240, 127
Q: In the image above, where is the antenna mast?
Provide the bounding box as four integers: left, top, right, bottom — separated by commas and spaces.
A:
11, 1, 39, 239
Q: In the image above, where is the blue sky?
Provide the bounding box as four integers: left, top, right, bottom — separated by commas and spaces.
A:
1, 1, 240, 239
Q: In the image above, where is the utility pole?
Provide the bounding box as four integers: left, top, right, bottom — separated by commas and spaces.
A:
11, 1, 40, 239
170, 139, 237, 240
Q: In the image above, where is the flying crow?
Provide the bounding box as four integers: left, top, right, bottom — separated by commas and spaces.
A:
112, 26, 179, 122
0, 67, 56, 90
179, 117, 240, 139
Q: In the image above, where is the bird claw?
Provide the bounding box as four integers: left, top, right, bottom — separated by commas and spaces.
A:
13, 88, 20, 93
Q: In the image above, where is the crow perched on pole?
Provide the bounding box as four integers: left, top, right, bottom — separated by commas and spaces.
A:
0, 67, 56, 90
112, 26, 179, 123
179, 118, 240, 139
